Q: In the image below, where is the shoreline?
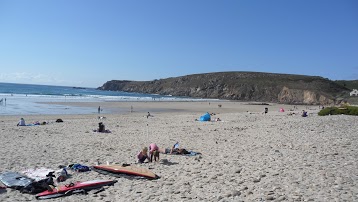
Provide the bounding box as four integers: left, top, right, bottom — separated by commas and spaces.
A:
38, 101, 321, 116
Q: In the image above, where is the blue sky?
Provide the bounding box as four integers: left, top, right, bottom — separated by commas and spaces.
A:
0, 0, 357, 87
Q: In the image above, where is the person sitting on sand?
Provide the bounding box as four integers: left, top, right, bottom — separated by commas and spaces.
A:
93, 122, 111, 133
302, 110, 308, 117
171, 142, 190, 155
149, 143, 160, 162
146, 112, 152, 119
171, 147, 190, 155
160, 142, 190, 155
17, 118, 26, 126
160, 142, 179, 154
263, 107, 268, 115
137, 147, 150, 163
98, 122, 105, 132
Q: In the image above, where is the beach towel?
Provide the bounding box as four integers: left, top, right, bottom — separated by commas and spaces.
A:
93, 129, 111, 133
167, 151, 201, 156
18, 123, 39, 126
168, 149, 201, 156
21, 168, 54, 182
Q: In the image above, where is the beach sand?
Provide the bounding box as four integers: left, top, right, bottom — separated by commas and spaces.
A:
0, 101, 357, 201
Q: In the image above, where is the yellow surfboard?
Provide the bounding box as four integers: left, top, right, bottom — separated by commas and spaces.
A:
93, 164, 158, 179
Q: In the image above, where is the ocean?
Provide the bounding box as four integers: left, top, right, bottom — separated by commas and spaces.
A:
0, 82, 206, 115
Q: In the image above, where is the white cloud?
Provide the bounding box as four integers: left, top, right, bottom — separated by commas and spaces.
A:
0, 72, 84, 86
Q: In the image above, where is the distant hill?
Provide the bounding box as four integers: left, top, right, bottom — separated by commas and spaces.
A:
98, 72, 351, 105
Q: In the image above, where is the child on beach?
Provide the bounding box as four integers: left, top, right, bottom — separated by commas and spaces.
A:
149, 143, 160, 162
137, 147, 150, 163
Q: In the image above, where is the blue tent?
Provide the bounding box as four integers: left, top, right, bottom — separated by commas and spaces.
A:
199, 112, 211, 121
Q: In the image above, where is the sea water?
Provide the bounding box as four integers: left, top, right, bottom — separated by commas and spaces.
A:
0, 82, 209, 115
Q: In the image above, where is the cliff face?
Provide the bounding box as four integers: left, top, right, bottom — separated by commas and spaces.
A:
98, 72, 349, 105
277, 87, 335, 105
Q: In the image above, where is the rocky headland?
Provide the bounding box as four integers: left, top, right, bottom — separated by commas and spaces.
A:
98, 72, 351, 105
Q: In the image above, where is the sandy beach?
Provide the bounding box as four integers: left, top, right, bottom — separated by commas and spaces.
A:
0, 101, 357, 201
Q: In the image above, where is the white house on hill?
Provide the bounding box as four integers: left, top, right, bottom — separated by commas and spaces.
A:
350, 89, 358, 96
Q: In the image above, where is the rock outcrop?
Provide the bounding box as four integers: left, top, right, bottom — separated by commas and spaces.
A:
98, 72, 350, 105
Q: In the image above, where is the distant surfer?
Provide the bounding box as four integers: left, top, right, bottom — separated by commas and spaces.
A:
98, 106, 101, 114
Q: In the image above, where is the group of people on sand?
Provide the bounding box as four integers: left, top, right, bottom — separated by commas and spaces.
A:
287, 110, 309, 117
137, 142, 191, 163
16, 118, 48, 126
93, 112, 155, 133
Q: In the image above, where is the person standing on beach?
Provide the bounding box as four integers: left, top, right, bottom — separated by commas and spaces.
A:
149, 143, 160, 162
98, 106, 101, 114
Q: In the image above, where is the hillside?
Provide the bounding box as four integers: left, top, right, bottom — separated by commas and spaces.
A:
334, 80, 358, 91
98, 72, 350, 105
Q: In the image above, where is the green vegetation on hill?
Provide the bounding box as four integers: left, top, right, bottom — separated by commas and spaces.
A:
334, 80, 358, 91
318, 106, 358, 116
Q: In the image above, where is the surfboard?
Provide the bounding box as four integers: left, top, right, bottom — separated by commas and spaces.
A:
93, 164, 158, 179
35, 179, 116, 199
